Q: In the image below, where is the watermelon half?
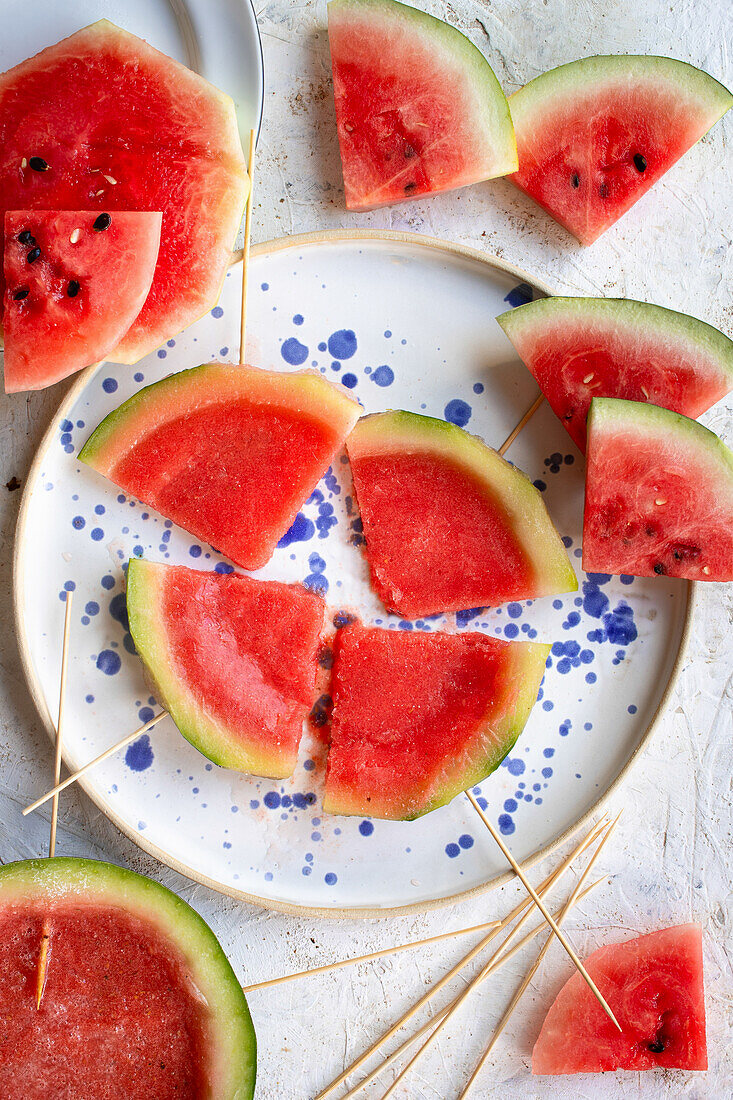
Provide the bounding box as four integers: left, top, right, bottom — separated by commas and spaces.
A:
497, 297, 733, 453
127, 559, 325, 777
582, 398, 733, 580
533, 924, 706, 1074
328, 0, 517, 210
0, 21, 248, 362
323, 621, 550, 819
4, 210, 161, 392
509, 56, 732, 245
0, 857, 256, 1099
80, 365, 361, 571
346, 410, 577, 618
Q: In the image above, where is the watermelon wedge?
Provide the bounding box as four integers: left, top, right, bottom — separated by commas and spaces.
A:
0, 857, 256, 1099
346, 410, 577, 618
0, 21, 248, 362
127, 559, 325, 777
80, 365, 360, 571
327, 0, 517, 210
3, 210, 161, 393
508, 56, 732, 244
497, 297, 733, 453
582, 398, 733, 580
323, 621, 550, 819
533, 924, 706, 1074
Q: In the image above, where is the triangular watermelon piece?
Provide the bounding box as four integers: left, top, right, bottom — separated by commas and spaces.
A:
80, 365, 361, 570
533, 924, 707, 1073
3, 210, 161, 392
323, 621, 550, 819
508, 56, 732, 244
327, 0, 517, 210
127, 559, 325, 778
347, 410, 577, 618
582, 398, 733, 580
497, 297, 733, 453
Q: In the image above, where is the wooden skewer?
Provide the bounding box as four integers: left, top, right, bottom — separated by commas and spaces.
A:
458, 811, 622, 1099
339, 877, 605, 1100
36, 590, 74, 1009
242, 919, 503, 993
314, 816, 606, 1100
378, 814, 617, 1100
497, 393, 544, 456
22, 710, 169, 816
240, 128, 256, 366
466, 791, 622, 1032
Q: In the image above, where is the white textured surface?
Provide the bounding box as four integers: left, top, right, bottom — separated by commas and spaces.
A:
0, 1, 731, 1097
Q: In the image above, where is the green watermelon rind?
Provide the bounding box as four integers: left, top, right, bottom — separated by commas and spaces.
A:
126, 557, 312, 778
497, 296, 733, 385
0, 857, 256, 1099
509, 55, 733, 130
348, 409, 578, 600
328, 0, 518, 206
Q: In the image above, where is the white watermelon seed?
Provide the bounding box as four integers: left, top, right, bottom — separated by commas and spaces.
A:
583, 373, 594, 384
655, 498, 667, 506
703, 565, 710, 575
69, 228, 81, 244
103, 174, 117, 185
20, 157, 27, 169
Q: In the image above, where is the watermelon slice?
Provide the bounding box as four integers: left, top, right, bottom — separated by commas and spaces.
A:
582, 398, 733, 580
497, 297, 733, 453
346, 410, 577, 618
533, 924, 706, 1074
0, 21, 248, 362
3, 210, 161, 392
80, 365, 360, 571
327, 0, 517, 210
323, 621, 550, 819
0, 857, 256, 1098
508, 56, 732, 244
127, 559, 325, 777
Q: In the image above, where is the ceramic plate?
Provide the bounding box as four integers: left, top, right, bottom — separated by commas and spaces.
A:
15, 232, 691, 916
0, 0, 264, 146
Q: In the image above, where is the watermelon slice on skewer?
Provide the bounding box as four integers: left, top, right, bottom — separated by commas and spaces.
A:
323, 621, 550, 820
127, 560, 325, 778
80, 365, 361, 571
328, 0, 517, 210
509, 56, 732, 245
0, 858, 256, 1099
497, 297, 733, 453
582, 398, 733, 580
0, 20, 249, 361
3, 210, 161, 392
347, 410, 577, 618
533, 924, 706, 1074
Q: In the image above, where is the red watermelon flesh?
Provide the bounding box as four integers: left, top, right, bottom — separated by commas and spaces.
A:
0, 858, 256, 1099
582, 398, 733, 580
497, 297, 733, 453
347, 410, 577, 618
0, 21, 248, 362
533, 924, 706, 1074
127, 559, 325, 777
323, 621, 550, 820
509, 56, 732, 245
80, 365, 360, 571
4, 210, 161, 392
328, 0, 517, 210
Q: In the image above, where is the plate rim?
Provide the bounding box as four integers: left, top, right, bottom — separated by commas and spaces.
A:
13, 228, 694, 919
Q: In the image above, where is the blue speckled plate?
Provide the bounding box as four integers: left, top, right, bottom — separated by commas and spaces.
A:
14, 231, 691, 916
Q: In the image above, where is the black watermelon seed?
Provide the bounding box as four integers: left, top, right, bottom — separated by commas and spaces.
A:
404, 182, 417, 194
599, 182, 610, 198
571, 173, 580, 189
29, 156, 49, 172
26, 247, 41, 263
67, 280, 81, 298
648, 1040, 665, 1053
12, 287, 29, 301
634, 154, 647, 173
17, 230, 34, 245
404, 143, 416, 159
93, 213, 111, 231
653, 562, 665, 575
